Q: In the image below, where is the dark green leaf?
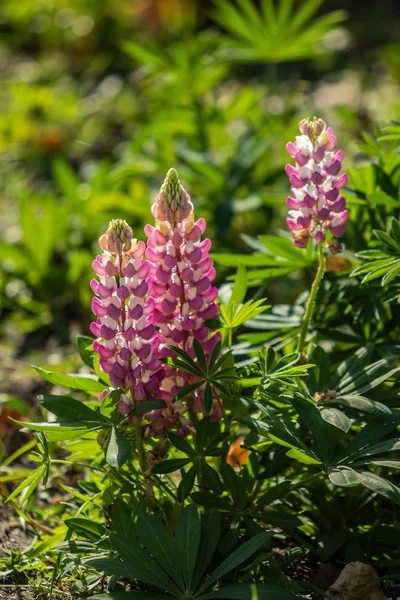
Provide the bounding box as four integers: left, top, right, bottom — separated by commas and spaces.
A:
131, 400, 167, 415
106, 428, 131, 468
192, 509, 221, 590
38, 395, 108, 424
77, 335, 95, 368
178, 465, 197, 502
33, 367, 105, 394
175, 504, 201, 592
138, 514, 184, 590
65, 518, 107, 542
204, 383, 213, 416
152, 458, 192, 474
197, 532, 275, 595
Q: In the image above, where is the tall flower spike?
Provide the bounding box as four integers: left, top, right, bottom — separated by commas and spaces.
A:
90, 219, 164, 414
145, 169, 222, 428
285, 117, 349, 252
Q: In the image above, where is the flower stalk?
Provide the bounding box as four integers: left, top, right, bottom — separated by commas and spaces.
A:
297, 242, 326, 354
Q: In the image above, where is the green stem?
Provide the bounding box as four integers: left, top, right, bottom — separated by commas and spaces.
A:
228, 327, 233, 349
297, 243, 326, 355
50, 459, 106, 473
134, 419, 147, 475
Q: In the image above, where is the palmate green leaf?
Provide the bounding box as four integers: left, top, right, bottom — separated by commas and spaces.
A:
229, 264, 248, 311
286, 448, 322, 465
351, 258, 398, 278
38, 395, 109, 424
169, 432, 196, 455
77, 335, 95, 368
34, 367, 105, 394
110, 534, 182, 596
374, 229, 400, 251
290, 396, 331, 463
197, 532, 274, 595
193, 338, 208, 372
201, 462, 224, 494
317, 530, 347, 562
356, 250, 392, 261
214, 0, 346, 63
192, 508, 221, 590
212, 253, 281, 267
90, 593, 168, 599
328, 466, 360, 487
221, 299, 268, 329
204, 383, 213, 416
6, 463, 47, 504
338, 358, 400, 395
328, 395, 392, 418
220, 462, 247, 511
320, 408, 351, 433
65, 518, 107, 542
352, 458, 400, 469
259, 235, 311, 264
174, 381, 204, 402
332, 470, 400, 505
175, 504, 201, 593
12, 419, 102, 441
178, 465, 197, 502
106, 427, 131, 468
329, 346, 374, 390
198, 583, 296, 599
256, 510, 302, 530
382, 263, 400, 285
86, 559, 136, 580
152, 458, 192, 474
138, 514, 185, 591
308, 347, 331, 395
335, 418, 399, 464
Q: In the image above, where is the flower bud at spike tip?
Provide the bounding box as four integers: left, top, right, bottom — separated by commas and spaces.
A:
286, 117, 348, 254
99, 219, 134, 254
151, 168, 194, 226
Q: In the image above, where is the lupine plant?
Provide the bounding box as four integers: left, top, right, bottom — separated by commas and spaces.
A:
4, 119, 400, 600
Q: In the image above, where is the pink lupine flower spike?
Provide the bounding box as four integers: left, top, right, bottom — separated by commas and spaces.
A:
286, 117, 348, 253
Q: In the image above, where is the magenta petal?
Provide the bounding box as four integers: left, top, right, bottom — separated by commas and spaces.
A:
286, 142, 297, 157
318, 208, 329, 220
92, 297, 108, 317
313, 147, 325, 162
329, 223, 346, 237
134, 280, 148, 298
90, 322, 101, 337
117, 285, 129, 301
330, 196, 346, 212
195, 277, 210, 292
294, 151, 309, 166
286, 197, 299, 209
325, 188, 339, 201
325, 161, 341, 176
333, 173, 348, 189
100, 325, 116, 341
311, 172, 323, 185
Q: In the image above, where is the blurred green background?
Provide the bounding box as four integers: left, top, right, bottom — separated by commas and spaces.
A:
0, 0, 399, 358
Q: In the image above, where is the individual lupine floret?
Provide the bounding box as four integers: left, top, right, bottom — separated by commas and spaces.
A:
90, 219, 164, 411
285, 117, 349, 250
145, 169, 222, 422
